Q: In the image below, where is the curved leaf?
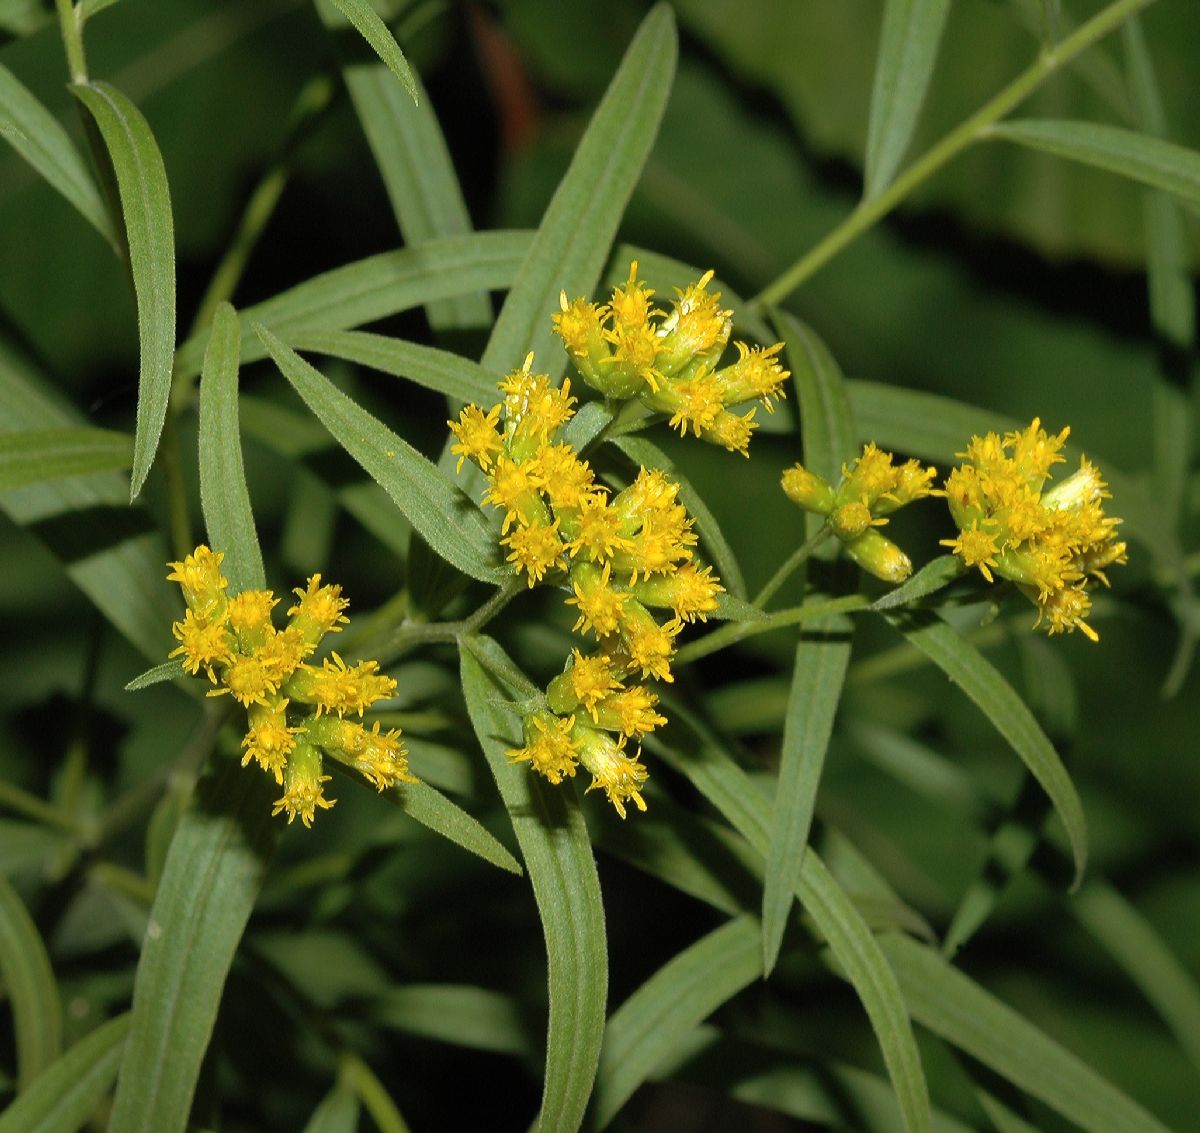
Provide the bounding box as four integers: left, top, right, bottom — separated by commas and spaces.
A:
326, 0, 417, 103
592, 916, 761, 1128
255, 327, 502, 584
990, 119, 1200, 212
108, 757, 277, 1133
460, 642, 607, 1133
0, 427, 131, 490
0, 62, 114, 244
0, 873, 62, 1089
483, 4, 677, 375
0, 1013, 129, 1133
71, 81, 176, 501
301, 1083, 360, 1133
864, 0, 952, 198
198, 303, 263, 593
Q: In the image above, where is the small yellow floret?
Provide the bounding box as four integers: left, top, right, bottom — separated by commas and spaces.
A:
448, 403, 503, 472
272, 744, 335, 827
941, 525, 1002, 583
568, 650, 622, 716
169, 609, 233, 680
242, 700, 300, 783
226, 590, 277, 638
289, 653, 396, 716
287, 575, 350, 639
506, 713, 579, 785
503, 519, 566, 586
167, 545, 228, 614
566, 563, 630, 636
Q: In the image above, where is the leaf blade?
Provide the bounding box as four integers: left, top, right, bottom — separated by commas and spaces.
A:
0, 427, 132, 490
326, 0, 418, 103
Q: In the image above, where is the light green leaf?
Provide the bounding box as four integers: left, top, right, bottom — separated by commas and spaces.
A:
0, 428, 132, 490
326, 0, 418, 103
289, 329, 498, 406
174, 231, 532, 379
373, 984, 529, 1057
592, 916, 762, 1128
0, 874, 62, 1090
124, 658, 187, 692
482, 4, 677, 375
0, 63, 114, 244
864, 0, 951, 198
256, 326, 502, 584
460, 642, 607, 1133
198, 303, 263, 593
71, 81, 176, 501
990, 118, 1200, 213
302, 1083, 360, 1133
762, 619, 852, 974
0, 1013, 129, 1133
108, 758, 277, 1133
881, 934, 1173, 1133
870, 555, 966, 611
612, 435, 747, 598
880, 610, 1087, 885
343, 63, 489, 330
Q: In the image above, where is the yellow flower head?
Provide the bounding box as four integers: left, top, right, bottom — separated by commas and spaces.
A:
566, 650, 623, 716
287, 653, 396, 717
448, 403, 503, 472
503, 519, 566, 586
567, 492, 633, 563
167, 545, 228, 616
506, 713, 579, 785
575, 726, 649, 819
566, 562, 631, 637
169, 609, 233, 681
593, 685, 667, 738
242, 699, 300, 783
226, 589, 278, 640
315, 718, 415, 792
287, 575, 349, 643
272, 742, 335, 827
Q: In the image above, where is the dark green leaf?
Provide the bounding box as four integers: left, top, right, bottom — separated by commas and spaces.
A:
301, 1083, 360, 1133
255, 326, 502, 584
0, 428, 131, 490
326, 0, 418, 103
71, 81, 176, 500
198, 303, 263, 593
483, 4, 677, 375
108, 758, 277, 1133
460, 642, 607, 1133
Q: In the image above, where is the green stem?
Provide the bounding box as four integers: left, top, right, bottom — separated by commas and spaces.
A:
54, 0, 88, 84
752, 0, 1158, 308
340, 1053, 413, 1133
159, 411, 193, 559
753, 524, 832, 609
0, 781, 82, 835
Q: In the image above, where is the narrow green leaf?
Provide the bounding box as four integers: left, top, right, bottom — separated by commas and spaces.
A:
879, 609, 1087, 885
326, 0, 418, 103
651, 712, 932, 1133
871, 555, 966, 611
0, 1013, 129, 1133
198, 303, 263, 593
302, 1083, 360, 1133
71, 81, 176, 500
108, 758, 277, 1133
482, 4, 677, 375
0, 427, 132, 490
124, 658, 186, 692
461, 642, 607, 1133
174, 231, 532, 379
881, 934, 1173, 1133
864, 0, 951, 198
711, 592, 768, 623
559, 401, 614, 454
255, 326, 502, 584
990, 119, 1200, 212
612, 435, 747, 598
343, 63, 489, 330
762, 620, 852, 974
592, 916, 762, 1128
0, 874, 62, 1089
381, 779, 522, 876
289, 329, 498, 406
373, 984, 529, 1057
0, 63, 114, 244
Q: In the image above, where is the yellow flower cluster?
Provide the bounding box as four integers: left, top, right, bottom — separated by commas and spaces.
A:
552, 263, 789, 455
941, 420, 1126, 641
449, 358, 725, 817
782, 443, 938, 582
167, 546, 413, 825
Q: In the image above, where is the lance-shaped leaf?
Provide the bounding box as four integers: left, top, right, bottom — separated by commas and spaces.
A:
326, 0, 417, 103
0, 427, 131, 490
72, 81, 176, 501
483, 4, 677, 376
256, 327, 502, 583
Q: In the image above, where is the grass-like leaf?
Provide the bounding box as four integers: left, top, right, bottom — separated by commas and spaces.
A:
482, 4, 676, 375
256, 326, 502, 584
301, 1083, 360, 1133
651, 712, 932, 1133
871, 554, 966, 611
0, 1013, 129, 1133
174, 231, 532, 379
0, 63, 114, 245
591, 916, 762, 1128
0, 874, 62, 1090
0, 427, 131, 490
762, 620, 852, 974
71, 81, 176, 501
199, 303, 263, 593
881, 934, 1173, 1133
611, 435, 748, 599
864, 0, 952, 198
990, 119, 1200, 213
108, 758, 277, 1133
461, 641, 607, 1133
373, 984, 529, 1057
325, 0, 418, 103
288, 329, 498, 405
124, 658, 187, 692
343, 64, 489, 331
880, 609, 1087, 885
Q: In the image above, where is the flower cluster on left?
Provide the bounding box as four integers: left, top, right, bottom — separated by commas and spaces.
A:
167, 546, 413, 826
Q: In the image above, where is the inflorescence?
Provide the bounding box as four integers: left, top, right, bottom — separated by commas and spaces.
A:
449, 354, 725, 818
167, 546, 413, 825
